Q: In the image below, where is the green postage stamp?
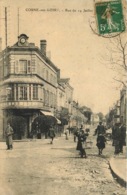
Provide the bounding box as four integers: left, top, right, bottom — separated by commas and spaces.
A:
95, 0, 125, 35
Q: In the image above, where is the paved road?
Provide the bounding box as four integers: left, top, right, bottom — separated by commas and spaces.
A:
0, 131, 126, 195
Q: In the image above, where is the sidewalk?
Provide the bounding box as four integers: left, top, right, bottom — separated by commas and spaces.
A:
109, 155, 127, 187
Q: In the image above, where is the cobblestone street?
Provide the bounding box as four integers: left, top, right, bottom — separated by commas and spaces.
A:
0, 130, 126, 195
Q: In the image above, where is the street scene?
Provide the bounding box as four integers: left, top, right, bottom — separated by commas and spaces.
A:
0, 126, 126, 195
0, 0, 127, 194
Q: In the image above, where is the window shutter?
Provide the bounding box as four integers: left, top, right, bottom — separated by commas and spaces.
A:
27, 60, 31, 73
15, 61, 18, 73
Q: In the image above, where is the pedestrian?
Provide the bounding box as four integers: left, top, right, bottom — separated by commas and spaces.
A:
5, 123, 14, 150
94, 122, 106, 155
112, 122, 121, 155
68, 126, 71, 135
36, 122, 41, 139
76, 130, 87, 158
65, 128, 69, 140
48, 125, 55, 144
73, 127, 79, 142
96, 134, 106, 155
119, 123, 126, 153
94, 122, 106, 136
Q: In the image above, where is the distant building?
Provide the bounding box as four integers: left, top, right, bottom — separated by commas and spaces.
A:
68, 101, 87, 128
58, 78, 73, 125
91, 114, 100, 125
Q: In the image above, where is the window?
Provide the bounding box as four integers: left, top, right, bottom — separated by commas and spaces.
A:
33, 84, 38, 100
19, 60, 27, 73
19, 85, 27, 100
50, 74, 53, 83
46, 70, 49, 81
29, 84, 32, 100
7, 85, 14, 100
43, 88, 46, 105
47, 91, 49, 105
27, 61, 31, 73
16, 84, 18, 100
15, 60, 32, 74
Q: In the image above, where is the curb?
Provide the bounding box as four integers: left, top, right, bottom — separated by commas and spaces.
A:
109, 157, 127, 187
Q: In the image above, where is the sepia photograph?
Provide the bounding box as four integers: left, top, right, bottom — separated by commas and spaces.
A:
0, 0, 126, 194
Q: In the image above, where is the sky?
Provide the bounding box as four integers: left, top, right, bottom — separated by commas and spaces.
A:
0, 0, 126, 115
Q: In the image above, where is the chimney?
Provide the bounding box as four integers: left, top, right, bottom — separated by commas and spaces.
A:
40, 40, 47, 56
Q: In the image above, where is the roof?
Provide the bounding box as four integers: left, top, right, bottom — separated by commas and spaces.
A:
7, 42, 60, 72
59, 78, 70, 83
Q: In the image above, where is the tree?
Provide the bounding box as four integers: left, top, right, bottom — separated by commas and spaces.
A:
102, 34, 127, 87
89, 7, 127, 87
80, 106, 93, 123
97, 112, 104, 122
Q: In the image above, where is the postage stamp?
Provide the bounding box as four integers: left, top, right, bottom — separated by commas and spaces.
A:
95, 0, 125, 35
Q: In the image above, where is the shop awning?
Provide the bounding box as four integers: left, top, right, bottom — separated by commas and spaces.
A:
40, 110, 61, 124
55, 118, 61, 124
40, 111, 54, 116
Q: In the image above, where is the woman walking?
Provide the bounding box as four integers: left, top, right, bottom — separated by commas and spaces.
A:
76, 130, 87, 158
96, 134, 106, 155
48, 125, 55, 144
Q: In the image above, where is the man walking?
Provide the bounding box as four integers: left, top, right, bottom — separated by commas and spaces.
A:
112, 122, 121, 155
119, 122, 126, 153
5, 123, 14, 150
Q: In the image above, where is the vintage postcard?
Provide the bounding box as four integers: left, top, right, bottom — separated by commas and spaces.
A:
0, 0, 126, 194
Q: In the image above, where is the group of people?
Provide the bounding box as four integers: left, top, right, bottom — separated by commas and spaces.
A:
112, 122, 126, 155
72, 125, 90, 158
4, 121, 126, 156
74, 123, 105, 158
73, 121, 126, 158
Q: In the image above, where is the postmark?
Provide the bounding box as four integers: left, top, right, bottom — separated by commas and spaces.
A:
95, 0, 125, 35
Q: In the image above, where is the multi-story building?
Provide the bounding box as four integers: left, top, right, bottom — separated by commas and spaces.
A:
71, 101, 86, 128
113, 100, 121, 124
0, 34, 61, 139
120, 86, 126, 124
58, 78, 73, 125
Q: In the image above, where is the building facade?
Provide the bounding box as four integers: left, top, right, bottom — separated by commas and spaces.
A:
120, 86, 126, 124
0, 34, 61, 139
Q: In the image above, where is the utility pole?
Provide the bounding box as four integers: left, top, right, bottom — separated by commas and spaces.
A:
17, 7, 20, 36
5, 7, 7, 47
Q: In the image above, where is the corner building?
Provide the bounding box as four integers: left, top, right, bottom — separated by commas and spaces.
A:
0, 34, 60, 139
